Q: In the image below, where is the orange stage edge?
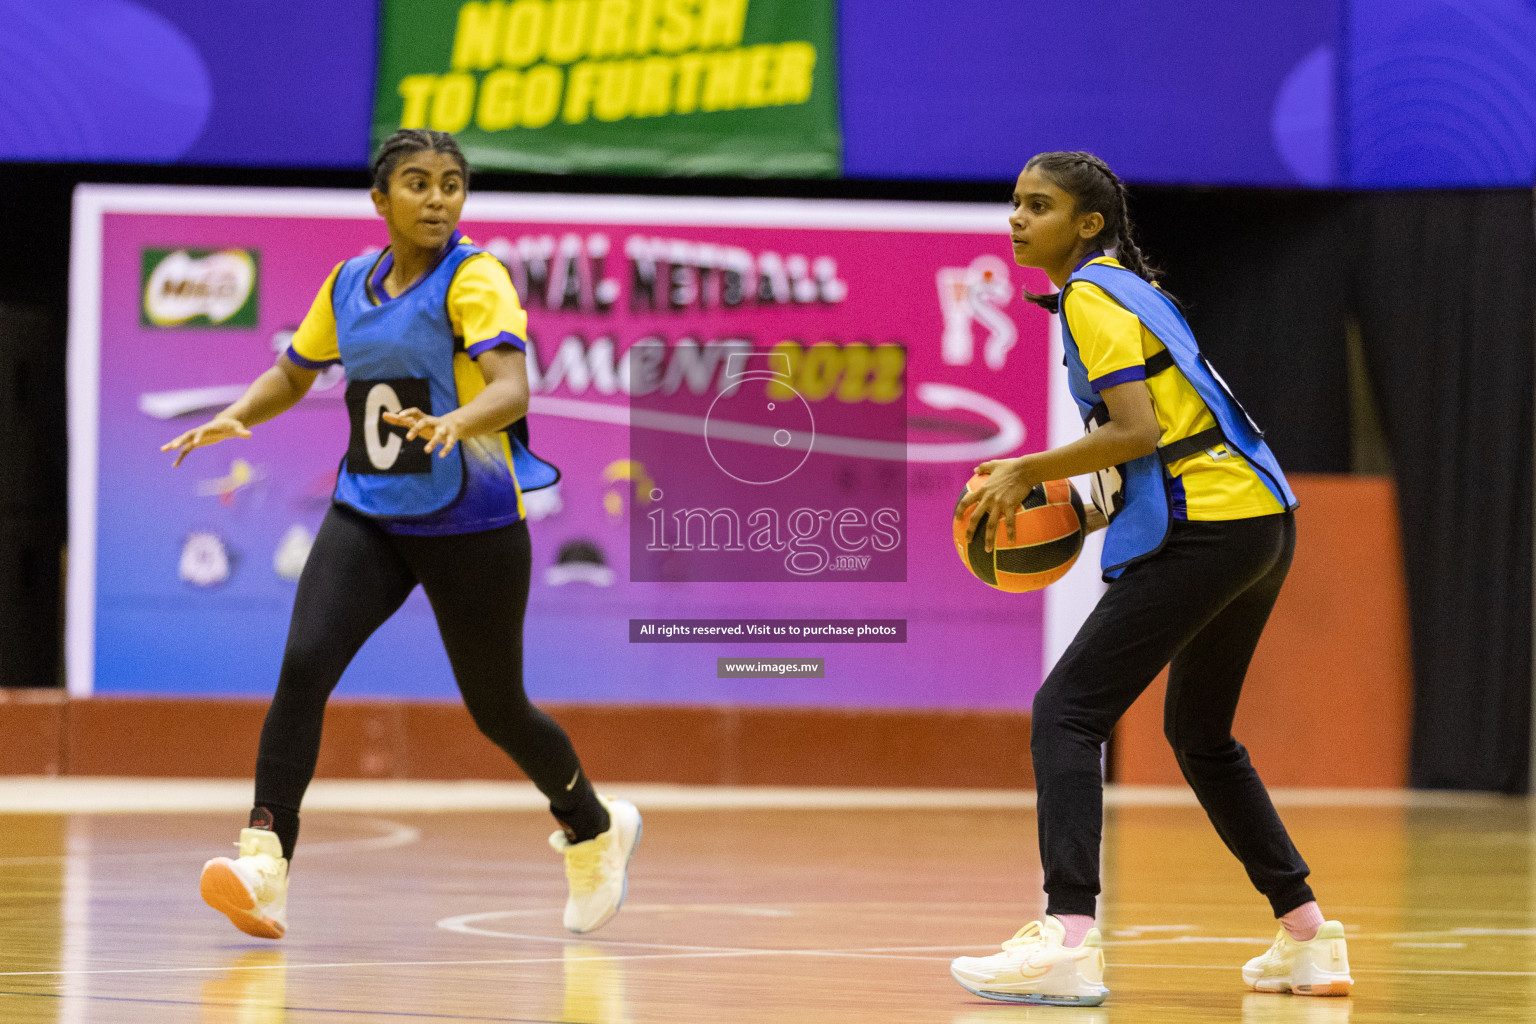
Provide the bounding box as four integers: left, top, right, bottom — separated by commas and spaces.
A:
6, 695, 1038, 789
1112, 475, 1412, 788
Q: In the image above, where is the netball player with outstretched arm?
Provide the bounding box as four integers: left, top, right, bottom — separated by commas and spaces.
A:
949, 152, 1351, 1006
162, 130, 639, 940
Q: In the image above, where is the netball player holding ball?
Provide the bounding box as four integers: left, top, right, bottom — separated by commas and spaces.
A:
162, 130, 639, 940
950, 152, 1351, 1006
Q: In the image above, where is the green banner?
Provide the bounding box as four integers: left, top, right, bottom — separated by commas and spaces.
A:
373, 0, 841, 178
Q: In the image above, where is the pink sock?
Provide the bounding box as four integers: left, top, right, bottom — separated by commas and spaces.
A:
1053, 914, 1095, 948
1280, 901, 1325, 942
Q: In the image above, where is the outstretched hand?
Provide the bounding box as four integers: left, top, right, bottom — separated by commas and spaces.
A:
382, 408, 467, 457
160, 415, 251, 468
953, 457, 1038, 553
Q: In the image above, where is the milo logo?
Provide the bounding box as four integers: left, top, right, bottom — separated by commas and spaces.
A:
141, 248, 259, 328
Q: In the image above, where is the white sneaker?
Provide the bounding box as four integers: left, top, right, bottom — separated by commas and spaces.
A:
950, 916, 1109, 1006
200, 828, 289, 939
549, 796, 641, 934
1242, 921, 1353, 996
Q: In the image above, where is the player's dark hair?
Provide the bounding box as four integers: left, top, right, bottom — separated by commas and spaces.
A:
1020, 151, 1163, 313
371, 129, 470, 193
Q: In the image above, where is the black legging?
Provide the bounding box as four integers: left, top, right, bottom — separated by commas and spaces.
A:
254, 504, 606, 852
1032, 511, 1315, 919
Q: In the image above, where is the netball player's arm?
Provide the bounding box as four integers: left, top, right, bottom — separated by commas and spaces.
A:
161, 266, 339, 467
959, 281, 1160, 549
385, 253, 530, 456
960, 383, 1159, 548
394, 347, 530, 457
1017, 279, 1164, 481
1007, 381, 1160, 479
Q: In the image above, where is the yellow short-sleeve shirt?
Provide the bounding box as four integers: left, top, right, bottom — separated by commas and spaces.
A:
1062, 256, 1282, 522
286, 238, 527, 375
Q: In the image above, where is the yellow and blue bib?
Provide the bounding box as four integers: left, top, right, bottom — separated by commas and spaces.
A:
287, 232, 557, 535
1059, 256, 1296, 578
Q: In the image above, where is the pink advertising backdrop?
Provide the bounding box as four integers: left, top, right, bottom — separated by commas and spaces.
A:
71, 187, 1058, 708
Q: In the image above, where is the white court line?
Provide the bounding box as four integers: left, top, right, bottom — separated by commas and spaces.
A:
0, 778, 1513, 814
1446, 927, 1536, 936
440, 907, 984, 957
288, 818, 422, 855
441, 907, 1536, 958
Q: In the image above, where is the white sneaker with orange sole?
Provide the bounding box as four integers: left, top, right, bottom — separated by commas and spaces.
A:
1242, 921, 1353, 996
200, 828, 289, 939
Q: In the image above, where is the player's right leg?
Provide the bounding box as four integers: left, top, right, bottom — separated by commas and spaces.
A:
201, 505, 418, 939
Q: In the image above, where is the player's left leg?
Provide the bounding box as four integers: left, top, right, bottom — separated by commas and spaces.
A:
402, 520, 639, 934
1163, 512, 1351, 996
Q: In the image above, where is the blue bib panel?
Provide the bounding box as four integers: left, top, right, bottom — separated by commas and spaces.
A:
508, 420, 559, 490
1060, 263, 1297, 579
330, 245, 475, 519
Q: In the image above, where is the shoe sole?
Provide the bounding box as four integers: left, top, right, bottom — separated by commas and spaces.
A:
200, 858, 284, 940
952, 968, 1108, 1007
1244, 959, 1354, 997
1247, 978, 1353, 997
567, 807, 642, 935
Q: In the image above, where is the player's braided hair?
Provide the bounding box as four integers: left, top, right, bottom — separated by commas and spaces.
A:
371, 129, 470, 193
1020, 151, 1163, 313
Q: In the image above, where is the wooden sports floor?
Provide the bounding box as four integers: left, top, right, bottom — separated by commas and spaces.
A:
0, 783, 1531, 1024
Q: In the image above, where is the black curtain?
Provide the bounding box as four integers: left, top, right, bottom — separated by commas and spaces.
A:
0, 304, 65, 688
1136, 187, 1535, 793
1351, 191, 1534, 792
1135, 191, 1356, 473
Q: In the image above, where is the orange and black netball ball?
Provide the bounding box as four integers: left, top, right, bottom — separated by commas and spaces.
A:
953, 476, 1085, 592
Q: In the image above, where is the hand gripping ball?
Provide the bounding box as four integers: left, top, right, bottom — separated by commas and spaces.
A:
953, 476, 1086, 592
